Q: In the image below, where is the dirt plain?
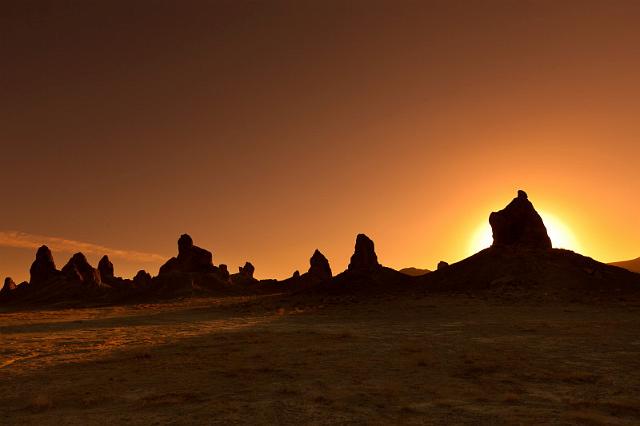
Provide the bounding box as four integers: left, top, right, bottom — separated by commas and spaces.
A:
2, 294, 640, 425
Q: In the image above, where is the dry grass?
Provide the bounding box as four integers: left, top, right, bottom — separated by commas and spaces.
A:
562, 409, 620, 425
27, 394, 53, 413
559, 371, 600, 384
2, 295, 640, 424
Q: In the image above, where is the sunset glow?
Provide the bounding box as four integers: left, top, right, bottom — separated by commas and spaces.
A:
1, 1, 639, 282
469, 210, 581, 256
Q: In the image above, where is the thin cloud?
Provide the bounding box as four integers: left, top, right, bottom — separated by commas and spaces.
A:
0, 231, 167, 264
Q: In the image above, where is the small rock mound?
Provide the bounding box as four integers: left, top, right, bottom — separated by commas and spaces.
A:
1, 277, 16, 294
437, 261, 449, 271
489, 190, 552, 249
308, 249, 332, 280
348, 234, 381, 273
29, 245, 59, 285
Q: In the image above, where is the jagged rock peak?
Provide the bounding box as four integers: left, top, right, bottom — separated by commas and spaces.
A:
308, 249, 332, 280
29, 245, 58, 285
348, 234, 381, 273
62, 252, 102, 285
98, 255, 114, 280
489, 189, 552, 249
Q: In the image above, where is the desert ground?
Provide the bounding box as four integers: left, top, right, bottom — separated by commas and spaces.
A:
2, 295, 640, 425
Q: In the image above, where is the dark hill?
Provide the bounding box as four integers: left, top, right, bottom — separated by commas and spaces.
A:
399, 267, 431, 277
415, 247, 640, 301
610, 257, 640, 274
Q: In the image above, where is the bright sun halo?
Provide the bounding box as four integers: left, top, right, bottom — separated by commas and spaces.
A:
468, 211, 581, 255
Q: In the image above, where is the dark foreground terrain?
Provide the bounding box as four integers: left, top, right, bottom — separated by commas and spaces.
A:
2, 294, 640, 425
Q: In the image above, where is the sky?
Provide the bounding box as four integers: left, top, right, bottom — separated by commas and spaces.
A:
1, 0, 640, 282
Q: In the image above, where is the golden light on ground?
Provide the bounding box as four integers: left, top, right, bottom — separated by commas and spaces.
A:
468, 210, 581, 256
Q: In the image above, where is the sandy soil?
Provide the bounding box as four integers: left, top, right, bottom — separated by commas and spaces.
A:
2, 295, 640, 425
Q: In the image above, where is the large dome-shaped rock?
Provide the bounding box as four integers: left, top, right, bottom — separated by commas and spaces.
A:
159, 234, 216, 275
61, 253, 102, 285
98, 255, 114, 280
29, 246, 59, 285
489, 190, 552, 250
308, 249, 332, 280
348, 234, 381, 273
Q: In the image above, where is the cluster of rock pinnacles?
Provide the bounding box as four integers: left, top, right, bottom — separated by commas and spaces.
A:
1, 190, 553, 299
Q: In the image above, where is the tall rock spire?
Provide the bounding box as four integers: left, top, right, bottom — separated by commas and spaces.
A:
489, 190, 552, 249
348, 234, 381, 273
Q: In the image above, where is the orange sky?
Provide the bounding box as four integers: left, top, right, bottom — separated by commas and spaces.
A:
1, 0, 639, 282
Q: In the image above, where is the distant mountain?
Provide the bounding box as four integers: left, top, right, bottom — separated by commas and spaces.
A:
610, 257, 640, 273
399, 267, 431, 277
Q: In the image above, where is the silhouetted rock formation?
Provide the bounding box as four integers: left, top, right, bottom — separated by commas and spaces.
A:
409, 190, 640, 301
98, 255, 114, 280
29, 245, 59, 285
219, 264, 230, 280
437, 261, 449, 271
1, 277, 16, 294
133, 270, 152, 286
308, 249, 332, 280
151, 235, 248, 296
230, 262, 258, 285
159, 234, 216, 275
276, 250, 333, 287
489, 190, 552, 249
178, 234, 192, 253
297, 234, 409, 296
5, 247, 114, 305
4, 188, 639, 307
348, 234, 381, 273
239, 262, 255, 278
61, 253, 102, 285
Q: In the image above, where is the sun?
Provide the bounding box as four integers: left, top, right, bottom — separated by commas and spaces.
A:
468, 210, 581, 255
